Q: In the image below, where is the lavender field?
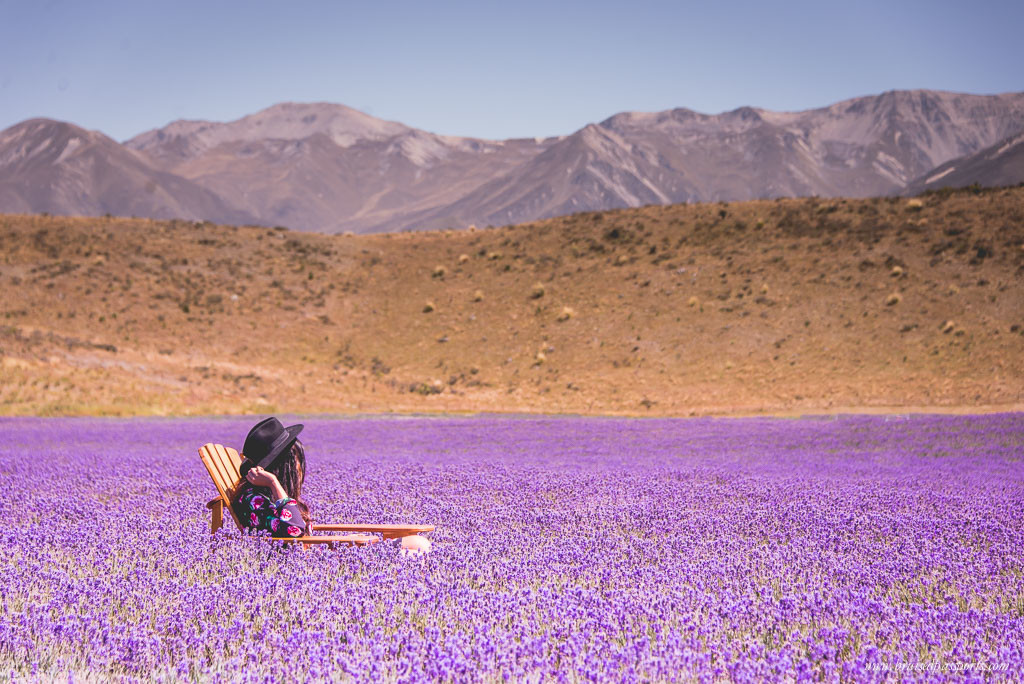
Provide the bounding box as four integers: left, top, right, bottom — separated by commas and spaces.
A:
2, 414, 1023, 682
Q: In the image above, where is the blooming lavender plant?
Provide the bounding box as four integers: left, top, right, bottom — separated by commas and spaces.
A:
1, 414, 1022, 682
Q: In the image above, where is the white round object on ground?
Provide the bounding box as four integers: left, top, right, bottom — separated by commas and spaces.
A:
399, 535, 432, 555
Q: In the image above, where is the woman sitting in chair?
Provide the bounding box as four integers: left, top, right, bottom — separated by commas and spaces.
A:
233, 417, 431, 553
232, 417, 310, 539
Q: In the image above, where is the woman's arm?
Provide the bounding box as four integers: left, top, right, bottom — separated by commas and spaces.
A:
245, 466, 287, 501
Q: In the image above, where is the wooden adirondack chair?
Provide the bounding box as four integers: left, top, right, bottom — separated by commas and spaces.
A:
199, 443, 434, 547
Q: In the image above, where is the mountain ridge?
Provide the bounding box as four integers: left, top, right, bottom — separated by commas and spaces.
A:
3, 90, 1024, 232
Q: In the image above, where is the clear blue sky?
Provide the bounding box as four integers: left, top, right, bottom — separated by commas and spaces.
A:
2, 0, 1022, 142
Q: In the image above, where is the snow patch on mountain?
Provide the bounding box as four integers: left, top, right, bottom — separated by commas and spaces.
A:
55, 137, 82, 164
925, 166, 956, 184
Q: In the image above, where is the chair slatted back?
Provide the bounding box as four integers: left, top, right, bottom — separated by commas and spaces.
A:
199, 443, 245, 531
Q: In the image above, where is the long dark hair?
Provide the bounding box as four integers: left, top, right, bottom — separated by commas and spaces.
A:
267, 439, 311, 525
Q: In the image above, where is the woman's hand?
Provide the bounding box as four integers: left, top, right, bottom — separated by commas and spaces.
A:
245, 466, 277, 488
246, 467, 288, 501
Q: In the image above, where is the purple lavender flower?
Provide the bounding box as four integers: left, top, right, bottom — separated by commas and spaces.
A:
0, 413, 1021, 681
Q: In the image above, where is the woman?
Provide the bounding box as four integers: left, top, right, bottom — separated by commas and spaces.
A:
233, 417, 310, 539
234, 417, 431, 553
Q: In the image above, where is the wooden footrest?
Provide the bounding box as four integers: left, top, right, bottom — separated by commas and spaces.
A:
260, 533, 379, 547
310, 524, 435, 539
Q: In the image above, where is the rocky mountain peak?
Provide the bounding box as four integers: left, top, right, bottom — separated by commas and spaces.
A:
0, 119, 105, 168
126, 102, 411, 168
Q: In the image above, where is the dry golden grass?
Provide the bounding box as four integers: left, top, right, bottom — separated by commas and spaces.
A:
1, 186, 1022, 416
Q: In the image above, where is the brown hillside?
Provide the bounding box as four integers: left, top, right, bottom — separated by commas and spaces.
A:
1, 187, 1022, 416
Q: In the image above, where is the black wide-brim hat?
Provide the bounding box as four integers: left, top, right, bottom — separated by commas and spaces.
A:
239, 417, 303, 478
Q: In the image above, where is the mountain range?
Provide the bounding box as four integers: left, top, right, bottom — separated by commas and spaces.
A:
2, 90, 1023, 233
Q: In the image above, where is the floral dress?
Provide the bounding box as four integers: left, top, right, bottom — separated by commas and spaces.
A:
233, 484, 307, 538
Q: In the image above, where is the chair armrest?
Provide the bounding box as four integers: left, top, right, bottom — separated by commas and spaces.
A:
206, 497, 224, 510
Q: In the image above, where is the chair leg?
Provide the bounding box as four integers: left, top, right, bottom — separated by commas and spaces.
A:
210, 500, 223, 533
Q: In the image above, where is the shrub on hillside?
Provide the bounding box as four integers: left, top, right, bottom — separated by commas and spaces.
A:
409, 381, 443, 395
